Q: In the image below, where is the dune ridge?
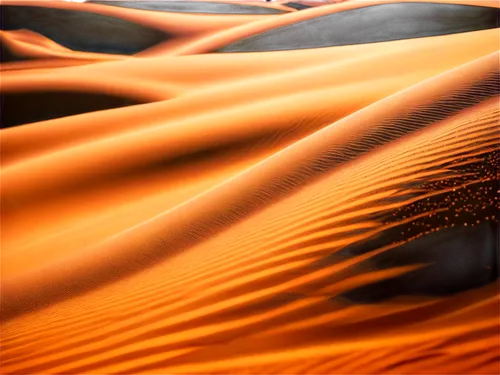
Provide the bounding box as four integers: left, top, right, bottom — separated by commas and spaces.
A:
4, 47, 498, 316
0, 30, 129, 66
2, 30, 500, 165
2, 27, 498, 277
87, 0, 292, 14
1, 1, 499, 374
4, 49, 500, 374
163, 0, 499, 56
0, 0, 273, 55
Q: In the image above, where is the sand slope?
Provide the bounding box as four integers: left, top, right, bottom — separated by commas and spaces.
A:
164, 0, 499, 54
0, 29, 131, 66
1, 1, 499, 374
2, 23, 498, 278
1, 1, 273, 54
86, 0, 292, 14
3, 49, 499, 373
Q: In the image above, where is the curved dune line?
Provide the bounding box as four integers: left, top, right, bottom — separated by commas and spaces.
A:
216, 3, 499, 53
3, 75, 484, 272
1, 59, 496, 284
2, 29, 497, 279
25, 108, 492, 334
1, 74, 179, 129
1, 75, 178, 129
2, 29, 73, 52
0, 55, 128, 74
2, 1, 272, 54
1, 2, 499, 374
2, 27, 497, 165
0, 30, 70, 63
0, 49, 497, 318
87, 0, 293, 14
0, 29, 130, 62
2, 0, 271, 36
1, 74, 174, 102
6, 146, 492, 344
171, 0, 499, 54
2, 26, 498, 172
1, 77, 499, 373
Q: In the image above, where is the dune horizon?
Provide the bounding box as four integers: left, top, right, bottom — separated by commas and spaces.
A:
1, 0, 499, 374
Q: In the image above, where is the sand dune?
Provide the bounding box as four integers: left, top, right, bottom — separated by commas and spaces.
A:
1, 0, 273, 61
218, 3, 499, 52
1, 29, 88, 61
3, 50, 499, 373
2, 30, 500, 165
0, 30, 126, 66
169, 0, 499, 54
2, 27, 498, 282
1, 1, 499, 374
90, 0, 292, 14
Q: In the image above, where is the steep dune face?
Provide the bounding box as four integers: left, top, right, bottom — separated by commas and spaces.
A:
2, 30, 500, 165
4, 54, 500, 373
2, 31, 498, 284
1, 1, 499, 374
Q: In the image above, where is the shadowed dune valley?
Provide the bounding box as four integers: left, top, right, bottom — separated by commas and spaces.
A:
0, 0, 499, 374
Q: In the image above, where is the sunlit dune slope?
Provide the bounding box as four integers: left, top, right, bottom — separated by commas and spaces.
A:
0, 30, 70, 63
1, 1, 499, 374
1, 53, 500, 374
2, 27, 499, 278
0, 0, 294, 60
172, 0, 499, 54
0, 30, 173, 128
0, 29, 129, 65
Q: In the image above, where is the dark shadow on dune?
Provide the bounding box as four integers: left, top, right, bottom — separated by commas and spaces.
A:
1, 65, 497, 323
336, 151, 500, 303
218, 2, 500, 52
284, 2, 312, 11
0, 41, 26, 63
1, 91, 148, 128
89, 1, 287, 14
0, 5, 169, 55
0, 38, 28, 63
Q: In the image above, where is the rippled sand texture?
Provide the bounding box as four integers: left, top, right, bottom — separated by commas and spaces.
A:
1, 0, 499, 374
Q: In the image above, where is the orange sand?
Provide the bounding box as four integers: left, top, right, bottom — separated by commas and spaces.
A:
1, 1, 499, 374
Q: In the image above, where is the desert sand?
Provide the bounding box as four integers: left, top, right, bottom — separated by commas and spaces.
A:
1, 1, 499, 374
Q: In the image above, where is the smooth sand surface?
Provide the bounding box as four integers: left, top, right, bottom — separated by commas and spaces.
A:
1, 0, 274, 55
86, 0, 291, 14
1, 1, 499, 374
156, 0, 500, 55
0, 29, 126, 64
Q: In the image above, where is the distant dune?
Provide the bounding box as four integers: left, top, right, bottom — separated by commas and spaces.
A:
169, 1, 500, 54
0, 2, 266, 58
87, 0, 289, 14
218, 2, 499, 52
0, 30, 70, 63
1, 1, 499, 374
2, 5, 172, 54
0, 26, 129, 66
